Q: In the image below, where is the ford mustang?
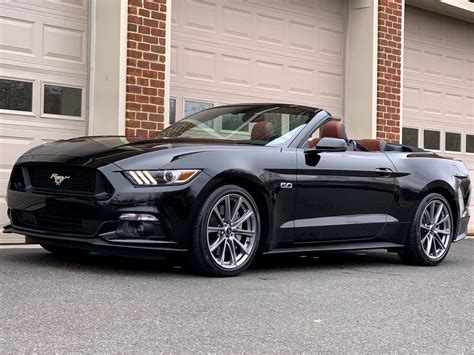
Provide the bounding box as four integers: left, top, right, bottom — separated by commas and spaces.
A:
3, 104, 471, 276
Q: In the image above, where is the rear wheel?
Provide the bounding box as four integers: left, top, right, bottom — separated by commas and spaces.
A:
40, 244, 90, 256
398, 193, 453, 266
189, 185, 260, 277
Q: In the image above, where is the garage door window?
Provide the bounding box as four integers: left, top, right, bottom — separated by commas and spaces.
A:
0, 79, 33, 112
185, 99, 214, 128
184, 100, 213, 118
222, 113, 248, 132
169, 98, 176, 124
402, 127, 418, 147
424, 130, 440, 150
43, 84, 82, 117
466, 135, 474, 154
445, 132, 461, 152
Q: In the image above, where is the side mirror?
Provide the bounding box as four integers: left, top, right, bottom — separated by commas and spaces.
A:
305, 137, 347, 154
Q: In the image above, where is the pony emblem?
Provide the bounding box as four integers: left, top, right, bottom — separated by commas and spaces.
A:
50, 173, 70, 186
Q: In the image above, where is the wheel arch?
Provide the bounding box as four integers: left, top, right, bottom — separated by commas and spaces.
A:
193, 170, 274, 252
417, 180, 459, 238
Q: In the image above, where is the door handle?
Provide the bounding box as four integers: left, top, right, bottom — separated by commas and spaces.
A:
375, 168, 393, 177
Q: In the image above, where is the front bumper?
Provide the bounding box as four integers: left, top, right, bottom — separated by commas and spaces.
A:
3, 224, 186, 257
453, 208, 470, 242
4, 162, 211, 254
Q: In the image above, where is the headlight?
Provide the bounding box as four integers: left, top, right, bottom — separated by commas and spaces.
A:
123, 169, 200, 186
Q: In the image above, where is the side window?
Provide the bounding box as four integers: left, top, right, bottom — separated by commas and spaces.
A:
402, 127, 419, 147
43, 84, 82, 117
0, 79, 33, 112
445, 132, 461, 152
169, 98, 176, 124
423, 130, 440, 151
466, 134, 474, 154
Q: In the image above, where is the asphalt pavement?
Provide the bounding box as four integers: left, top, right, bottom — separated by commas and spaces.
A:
1, 241, 472, 353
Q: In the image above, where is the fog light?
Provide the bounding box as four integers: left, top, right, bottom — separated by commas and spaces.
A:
135, 222, 154, 236
119, 213, 158, 222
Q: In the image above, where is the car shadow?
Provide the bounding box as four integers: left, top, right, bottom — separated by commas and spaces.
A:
2, 246, 407, 278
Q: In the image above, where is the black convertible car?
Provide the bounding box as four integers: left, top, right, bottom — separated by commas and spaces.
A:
4, 104, 471, 276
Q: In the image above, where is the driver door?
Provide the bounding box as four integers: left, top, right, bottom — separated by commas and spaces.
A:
294, 128, 397, 242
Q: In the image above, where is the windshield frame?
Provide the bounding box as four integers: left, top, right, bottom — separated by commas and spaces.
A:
156, 104, 332, 149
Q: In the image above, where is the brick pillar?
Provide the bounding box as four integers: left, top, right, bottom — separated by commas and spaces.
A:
126, 0, 167, 138
376, 0, 403, 143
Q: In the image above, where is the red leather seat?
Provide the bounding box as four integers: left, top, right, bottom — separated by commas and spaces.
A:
251, 121, 274, 141
308, 121, 347, 148
356, 139, 387, 152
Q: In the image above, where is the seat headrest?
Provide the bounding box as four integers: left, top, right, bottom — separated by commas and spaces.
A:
321, 121, 347, 141
357, 139, 387, 152
251, 121, 274, 141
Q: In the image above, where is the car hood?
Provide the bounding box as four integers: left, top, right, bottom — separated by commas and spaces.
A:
17, 135, 270, 170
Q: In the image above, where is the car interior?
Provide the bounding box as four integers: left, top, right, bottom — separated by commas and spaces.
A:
307, 120, 423, 152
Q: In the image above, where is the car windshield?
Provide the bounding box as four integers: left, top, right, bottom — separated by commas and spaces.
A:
155, 105, 317, 146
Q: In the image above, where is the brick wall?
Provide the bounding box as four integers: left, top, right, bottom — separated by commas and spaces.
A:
126, 0, 167, 138
376, 0, 403, 143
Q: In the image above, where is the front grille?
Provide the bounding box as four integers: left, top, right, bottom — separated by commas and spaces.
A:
14, 211, 104, 235
28, 165, 97, 193
19, 164, 114, 197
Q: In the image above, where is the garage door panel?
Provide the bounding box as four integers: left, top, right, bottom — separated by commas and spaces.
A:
182, 0, 217, 34
288, 19, 316, 52
0, 15, 35, 57
8, 0, 88, 19
171, 84, 343, 121
403, 6, 474, 228
319, 25, 344, 57
404, 46, 472, 89
221, 54, 251, 87
404, 79, 472, 120
0, 134, 35, 168
173, 35, 343, 111
222, 5, 252, 40
0, 7, 87, 73
288, 65, 315, 96
254, 59, 285, 92
245, 0, 345, 20
172, 0, 345, 63
467, 96, 474, 120
256, 12, 287, 46
172, 30, 343, 67
43, 24, 86, 65
467, 59, 474, 84
171, 0, 345, 120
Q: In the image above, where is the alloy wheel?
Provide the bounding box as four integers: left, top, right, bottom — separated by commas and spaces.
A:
420, 199, 451, 260
206, 193, 258, 269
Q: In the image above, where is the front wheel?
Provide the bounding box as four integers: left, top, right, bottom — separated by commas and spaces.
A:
398, 193, 453, 266
189, 185, 261, 277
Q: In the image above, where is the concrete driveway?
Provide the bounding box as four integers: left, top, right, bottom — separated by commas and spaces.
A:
1, 241, 472, 353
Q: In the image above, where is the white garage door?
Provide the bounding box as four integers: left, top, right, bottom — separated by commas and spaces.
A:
0, 0, 90, 242
170, 0, 346, 122
402, 6, 474, 230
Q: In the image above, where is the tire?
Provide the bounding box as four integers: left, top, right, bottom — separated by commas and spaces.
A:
189, 185, 261, 277
398, 193, 453, 266
41, 244, 90, 256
